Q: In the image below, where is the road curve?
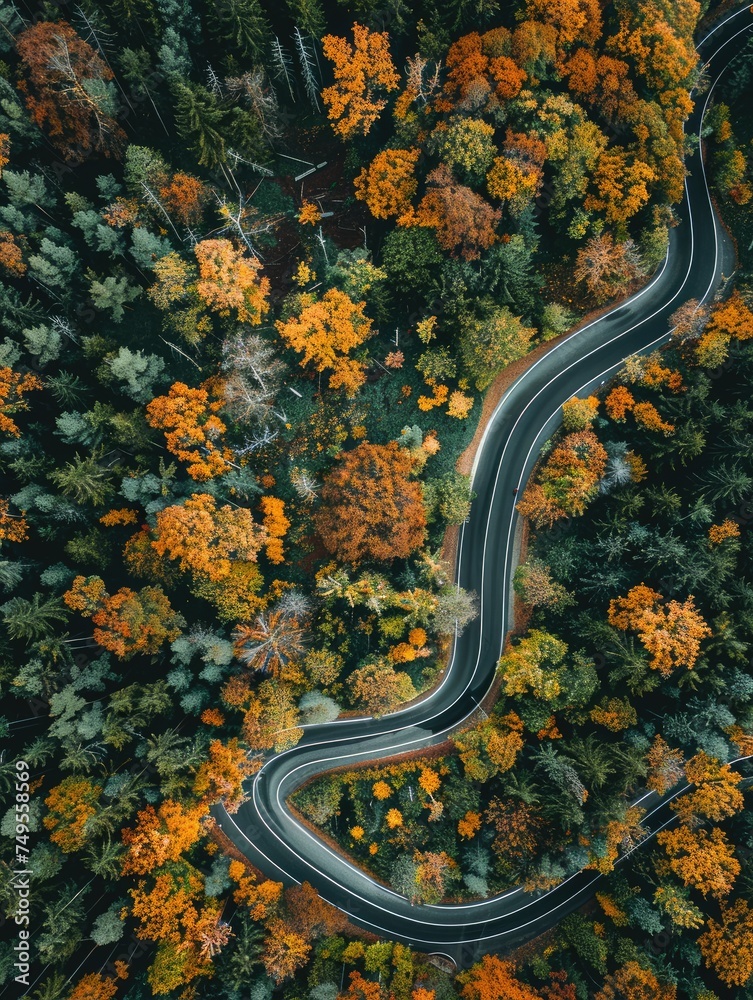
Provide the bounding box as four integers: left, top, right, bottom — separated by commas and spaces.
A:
216, 7, 753, 967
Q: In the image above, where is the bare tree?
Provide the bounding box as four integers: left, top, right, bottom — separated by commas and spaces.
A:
290, 466, 320, 503
405, 54, 442, 106
226, 70, 283, 141
271, 37, 296, 102
294, 27, 320, 111
46, 32, 121, 150
669, 298, 710, 342
222, 331, 285, 427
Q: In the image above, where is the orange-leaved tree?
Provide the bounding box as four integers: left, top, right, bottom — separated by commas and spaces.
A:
607, 584, 711, 676
0, 231, 25, 278
145, 381, 232, 481
151, 493, 267, 583
261, 917, 311, 983
0, 367, 42, 437
453, 712, 525, 782
260, 496, 290, 564
63, 575, 184, 658
594, 961, 676, 1000
68, 974, 118, 1000
229, 858, 283, 921
283, 880, 350, 940
645, 735, 684, 794
347, 658, 417, 716
16, 21, 126, 160
458, 953, 544, 1000
485, 798, 542, 862
275, 288, 373, 396
0, 499, 28, 543
315, 441, 426, 564
671, 752, 744, 826
699, 897, 753, 987
121, 800, 205, 875
159, 172, 209, 226
194, 239, 270, 325
354, 148, 421, 220
43, 776, 102, 852
192, 738, 253, 813
657, 825, 740, 898
516, 430, 608, 527
322, 24, 399, 139
574, 233, 643, 303
410, 163, 501, 261
525, 0, 603, 53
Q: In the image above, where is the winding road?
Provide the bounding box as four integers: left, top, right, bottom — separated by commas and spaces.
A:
216, 7, 753, 967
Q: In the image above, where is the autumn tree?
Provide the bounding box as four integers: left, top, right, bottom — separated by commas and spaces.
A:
459, 954, 544, 1000
0, 231, 26, 277
646, 735, 684, 794
43, 776, 102, 852
257, 496, 289, 564
514, 558, 572, 610
152, 494, 267, 583
0, 367, 42, 437
672, 752, 744, 826
411, 164, 501, 261
242, 680, 302, 752
146, 381, 232, 481
68, 974, 118, 1000
453, 712, 525, 782
64, 575, 184, 659
414, 850, 460, 903
233, 609, 308, 676
525, 0, 603, 52
283, 881, 349, 940
699, 897, 753, 987
0, 499, 28, 544
261, 917, 311, 982
517, 430, 608, 527
275, 288, 373, 396
354, 148, 420, 220
432, 117, 496, 185
159, 172, 209, 226
485, 798, 542, 862
585, 150, 655, 225
499, 629, 567, 701
594, 962, 676, 1000
16, 21, 125, 160
347, 658, 416, 716
192, 738, 253, 813
121, 800, 204, 875
604, 385, 635, 421
574, 234, 643, 303
609, 0, 700, 91
444, 29, 526, 107
229, 858, 283, 921
562, 395, 599, 431
194, 239, 270, 326
694, 290, 753, 366
657, 825, 740, 897
148, 252, 211, 346
607, 584, 711, 676
322, 24, 399, 139
315, 441, 426, 564
653, 884, 704, 930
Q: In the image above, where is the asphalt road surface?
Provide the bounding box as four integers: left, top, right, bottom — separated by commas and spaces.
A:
216, 6, 753, 967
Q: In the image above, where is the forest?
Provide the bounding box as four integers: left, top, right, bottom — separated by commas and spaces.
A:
1, 0, 752, 997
